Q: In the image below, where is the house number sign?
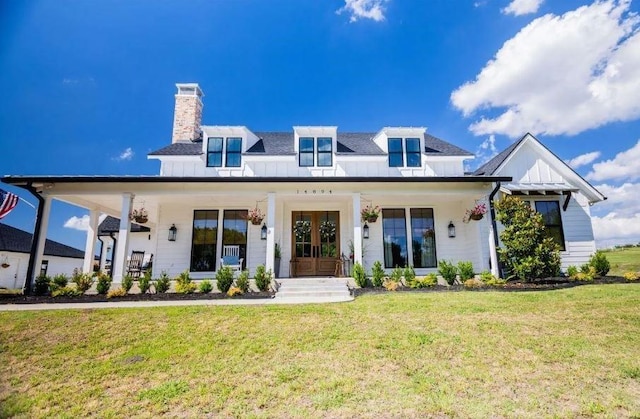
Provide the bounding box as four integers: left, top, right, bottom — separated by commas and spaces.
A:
296, 189, 332, 194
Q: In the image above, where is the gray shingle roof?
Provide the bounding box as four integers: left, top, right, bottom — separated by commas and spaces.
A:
149, 131, 471, 157
98, 216, 151, 235
0, 223, 85, 259
473, 136, 525, 175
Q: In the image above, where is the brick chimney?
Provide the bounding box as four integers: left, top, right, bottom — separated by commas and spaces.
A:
171, 83, 204, 143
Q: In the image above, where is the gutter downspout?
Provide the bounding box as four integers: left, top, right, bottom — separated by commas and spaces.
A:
97, 237, 104, 272
109, 232, 117, 278
488, 181, 502, 277
22, 183, 44, 295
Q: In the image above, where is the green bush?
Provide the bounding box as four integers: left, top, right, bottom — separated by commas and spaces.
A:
566, 265, 579, 279
254, 265, 272, 292
236, 270, 250, 293
495, 196, 561, 282
154, 271, 171, 293
457, 261, 474, 281
95, 272, 112, 295
107, 287, 127, 298
403, 266, 416, 284
121, 274, 134, 293
199, 280, 213, 294
52, 286, 81, 297
371, 261, 385, 287
72, 270, 94, 294
139, 271, 152, 294
34, 275, 51, 295
589, 251, 610, 276
51, 274, 68, 290
215, 266, 234, 293
478, 271, 506, 286
408, 273, 437, 288
438, 260, 458, 285
175, 270, 196, 294
390, 267, 404, 284
353, 262, 367, 288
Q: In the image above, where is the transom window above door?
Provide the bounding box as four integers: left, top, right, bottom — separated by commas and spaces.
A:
207, 137, 242, 168
388, 137, 421, 168
299, 137, 333, 167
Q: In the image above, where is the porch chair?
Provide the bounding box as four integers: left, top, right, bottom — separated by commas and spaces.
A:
141, 253, 154, 275
126, 250, 145, 278
220, 245, 243, 276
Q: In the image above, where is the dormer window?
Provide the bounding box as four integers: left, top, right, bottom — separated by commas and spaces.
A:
388, 137, 421, 168
299, 137, 333, 167
207, 137, 242, 168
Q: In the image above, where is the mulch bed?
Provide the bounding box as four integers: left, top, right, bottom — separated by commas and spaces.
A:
0, 291, 275, 305
351, 276, 635, 297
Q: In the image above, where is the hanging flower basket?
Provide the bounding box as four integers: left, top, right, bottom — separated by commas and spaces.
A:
246, 208, 265, 225
463, 203, 487, 223
361, 204, 380, 223
470, 213, 484, 221
129, 208, 148, 224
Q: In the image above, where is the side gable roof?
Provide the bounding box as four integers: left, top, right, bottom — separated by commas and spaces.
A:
98, 216, 151, 235
474, 133, 605, 203
0, 223, 85, 259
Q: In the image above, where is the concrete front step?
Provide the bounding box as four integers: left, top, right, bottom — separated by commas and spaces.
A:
274, 277, 352, 302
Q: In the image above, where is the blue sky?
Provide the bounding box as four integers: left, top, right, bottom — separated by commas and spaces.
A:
1, 0, 639, 250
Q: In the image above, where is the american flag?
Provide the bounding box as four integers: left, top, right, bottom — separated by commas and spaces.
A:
0, 189, 19, 219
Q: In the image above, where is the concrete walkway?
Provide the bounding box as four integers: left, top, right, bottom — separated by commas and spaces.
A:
0, 295, 354, 311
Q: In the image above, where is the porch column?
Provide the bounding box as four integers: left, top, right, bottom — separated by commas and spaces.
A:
352, 193, 363, 265
82, 209, 99, 273
489, 224, 500, 277
32, 195, 52, 285
113, 193, 134, 282
265, 192, 276, 273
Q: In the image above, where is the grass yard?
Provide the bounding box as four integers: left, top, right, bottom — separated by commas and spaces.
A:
603, 247, 640, 276
1, 285, 639, 418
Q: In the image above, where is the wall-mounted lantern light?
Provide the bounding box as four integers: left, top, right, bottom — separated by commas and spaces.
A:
363, 223, 370, 239
448, 221, 456, 238
261, 223, 268, 240
168, 224, 177, 241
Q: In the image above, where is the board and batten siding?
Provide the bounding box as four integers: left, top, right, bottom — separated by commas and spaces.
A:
0, 252, 83, 289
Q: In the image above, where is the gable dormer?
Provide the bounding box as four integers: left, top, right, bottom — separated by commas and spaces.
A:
201, 126, 259, 168
372, 127, 426, 168
293, 126, 338, 167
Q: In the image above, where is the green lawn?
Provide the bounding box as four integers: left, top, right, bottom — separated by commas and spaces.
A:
602, 247, 640, 276
1, 285, 639, 418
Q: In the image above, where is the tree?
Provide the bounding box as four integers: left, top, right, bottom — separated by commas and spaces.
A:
494, 196, 561, 282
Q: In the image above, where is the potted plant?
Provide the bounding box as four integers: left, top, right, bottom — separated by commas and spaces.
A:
361, 204, 380, 223
246, 207, 264, 225
464, 203, 487, 223
274, 243, 281, 278
129, 208, 148, 224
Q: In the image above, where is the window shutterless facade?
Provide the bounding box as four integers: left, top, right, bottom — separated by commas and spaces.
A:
222, 210, 248, 269
535, 201, 566, 251
409, 208, 437, 268
225, 137, 242, 167
406, 138, 421, 167
299, 137, 314, 167
207, 137, 223, 167
388, 137, 421, 167
207, 137, 242, 168
388, 138, 404, 167
382, 209, 408, 268
317, 137, 332, 167
191, 210, 219, 271
299, 137, 333, 167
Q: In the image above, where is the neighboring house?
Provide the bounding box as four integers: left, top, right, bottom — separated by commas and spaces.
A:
0, 223, 84, 289
1, 83, 605, 291
96, 216, 154, 275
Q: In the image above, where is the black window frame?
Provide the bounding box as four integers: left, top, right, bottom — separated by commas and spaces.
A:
222, 209, 248, 269
206, 137, 223, 167
388, 138, 404, 167
190, 210, 219, 272
225, 137, 242, 167
535, 200, 566, 251
405, 138, 421, 167
409, 208, 437, 268
299, 137, 315, 167
317, 137, 333, 167
382, 208, 408, 268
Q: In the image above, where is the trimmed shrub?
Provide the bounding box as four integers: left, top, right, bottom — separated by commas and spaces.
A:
408, 273, 437, 288
34, 275, 51, 296
403, 266, 416, 284
51, 274, 68, 290
575, 265, 596, 281
383, 279, 399, 291
227, 286, 243, 297
623, 272, 638, 281
464, 278, 485, 288
371, 261, 385, 287
566, 265, 579, 279
254, 265, 271, 292
139, 271, 152, 294
479, 271, 506, 287
52, 286, 81, 297
589, 251, 610, 276
495, 196, 561, 281
122, 274, 134, 293
175, 270, 196, 294
199, 280, 213, 294
353, 262, 367, 288
216, 265, 234, 293
72, 270, 94, 294
438, 260, 457, 285
390, 267, 403, 284
95, 272, 112, 295
154, 271, 171, 293
236, 270, 250, 293
457, 261, 474, 281
107, 288, 127, 298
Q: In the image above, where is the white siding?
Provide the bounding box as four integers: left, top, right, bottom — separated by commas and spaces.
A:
0, 251, 83, 289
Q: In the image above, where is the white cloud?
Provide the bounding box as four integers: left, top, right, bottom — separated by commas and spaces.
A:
64, 214, 107, 231
592, 182, 640, 217
114, 147, 134, 162
593, 212, 640, 247
451, 0, 640, 137
476, 134, 499, 166
586, 139, 640, 181
502, 0, 544, 16
565, 151, 601, 169
337, 0, 387, 23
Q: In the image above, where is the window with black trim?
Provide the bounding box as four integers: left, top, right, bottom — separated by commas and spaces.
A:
382, 209, 408, 268
388, 138, 403, 167
317, 137, 333, 167
207, 137, 242, 167
191, 210, 219, 271
207, 137, 223, 167
222, 210, 248, 269
535, 201, 566, 251
410, 208, 437, 268
406, 138, 421, 167
299, 137, 314, 167
225, 137, 242, 167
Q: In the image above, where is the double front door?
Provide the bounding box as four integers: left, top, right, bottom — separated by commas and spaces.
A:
292, 211, 340, 276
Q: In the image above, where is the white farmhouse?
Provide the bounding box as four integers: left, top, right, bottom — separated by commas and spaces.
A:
1, 83, 605, 293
